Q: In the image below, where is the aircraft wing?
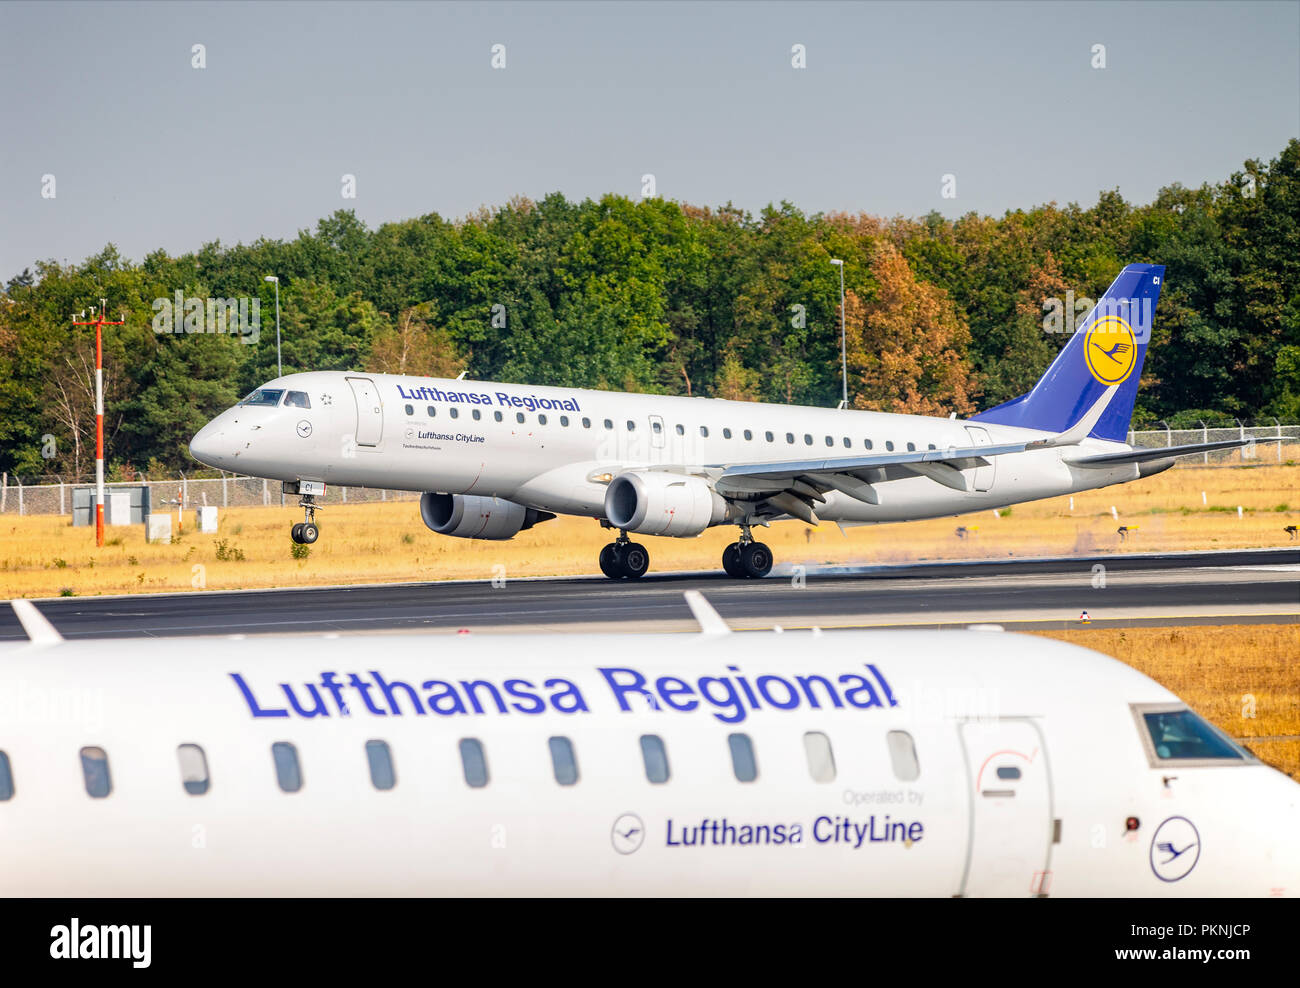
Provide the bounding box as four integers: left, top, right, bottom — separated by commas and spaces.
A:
706, 386, 1120, 523
1063, 439, 1250, 467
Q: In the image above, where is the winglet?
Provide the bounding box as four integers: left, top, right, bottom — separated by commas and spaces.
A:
684, 590, 730, 635
1029, 385, 1119, 449
10, 599, 64, 645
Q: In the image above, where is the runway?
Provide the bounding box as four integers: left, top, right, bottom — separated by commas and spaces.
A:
3, 548, 1297, 640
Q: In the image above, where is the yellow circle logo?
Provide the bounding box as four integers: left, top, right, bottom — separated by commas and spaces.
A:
1084, 316, 1137, 385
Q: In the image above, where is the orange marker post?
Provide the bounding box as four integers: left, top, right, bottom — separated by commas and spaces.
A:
73, 300, 125, 547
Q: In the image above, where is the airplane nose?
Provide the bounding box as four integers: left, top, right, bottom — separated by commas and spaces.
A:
189, 422, 225, 467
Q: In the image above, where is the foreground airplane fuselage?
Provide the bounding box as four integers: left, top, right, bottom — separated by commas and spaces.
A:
0, 628, 1294, 896
187, 264, 1244, 577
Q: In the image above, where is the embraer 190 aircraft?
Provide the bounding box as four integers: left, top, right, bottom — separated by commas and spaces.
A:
189, 264, 1247, 578
0, 598, 1295, 896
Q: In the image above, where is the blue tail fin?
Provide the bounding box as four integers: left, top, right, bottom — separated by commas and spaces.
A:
971, 263, 1164, 442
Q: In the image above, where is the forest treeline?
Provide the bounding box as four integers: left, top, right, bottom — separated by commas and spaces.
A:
1, 140, 1296, 479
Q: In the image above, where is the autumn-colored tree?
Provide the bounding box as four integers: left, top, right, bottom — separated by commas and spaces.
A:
712, 348, 761, 401
846, 243, 977, 416
366, 304, 468, 379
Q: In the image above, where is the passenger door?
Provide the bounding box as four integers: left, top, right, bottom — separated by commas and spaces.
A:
347, 376, 384, 447
958, 719, 1053, 896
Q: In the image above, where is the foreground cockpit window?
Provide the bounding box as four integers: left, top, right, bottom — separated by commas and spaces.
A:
239, 388, 284, 407
80, 746, 111, 798
1133, 703, 1256, 766
177, 743, 210, 795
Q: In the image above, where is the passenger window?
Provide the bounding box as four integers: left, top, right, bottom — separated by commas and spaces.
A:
675, 424, 685, 435
538, 413, 547, 425
743, 430, 753, 441
516, 412, 526, 423
626, 420, 635, 431
272, 741, 302, 793
723, 428, 732, 439
765, 431, 774, 442
640, 734, 670, 784
582, 417, 591, 428
906, 442, 915, 452
560, 415, 569, 427
176, 743, 209, 796
604, 419, 613, 430
80, 746, 112, 798
450, 407, 459, 419
885, 441, 895, 451
786, 432, 795, 444
404, 404, 414, 415
928, 443, 936, 450
803, 732, 836, 783
472, 408, 482, 420
427, 405, 437, 417
549, 736, 579, 786
843, 437, 851, 448
460, 738, 489, 788
0, 750, 13, 801
865, 439, 873, 449
284, 390, 311, 409
700, 426, 709, 438
366, 739, 396, 791
494, 410, 503, 422
1139, 706, 1250, 761
728, 733, 758, 782
825, 436, 833, 447
886, 730, 920, 781
804, 434, 813, 445
650, 419, 661, 433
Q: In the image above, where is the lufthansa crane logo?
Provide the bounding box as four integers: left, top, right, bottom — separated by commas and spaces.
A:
611, 813, 645, 855
1084, 315, 1137, 386
1150, 816, 1200, 882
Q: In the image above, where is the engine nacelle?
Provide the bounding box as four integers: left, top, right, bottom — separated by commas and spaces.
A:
420, 492, 553, 541
604, 472, 727, 537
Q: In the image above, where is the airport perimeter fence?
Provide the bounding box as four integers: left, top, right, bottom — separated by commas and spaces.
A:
1, 424, 1298, 517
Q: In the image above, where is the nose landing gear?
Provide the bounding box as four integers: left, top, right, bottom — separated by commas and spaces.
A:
723, 525, 772, 579
290, 495, 320, 545
599, 530, 649, 580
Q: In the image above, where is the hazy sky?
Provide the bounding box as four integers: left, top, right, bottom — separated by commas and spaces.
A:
1, 0, 1296, 280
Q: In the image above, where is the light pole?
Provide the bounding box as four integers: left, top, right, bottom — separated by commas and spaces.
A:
264, 275, 281, 377
829, 258, 847, 408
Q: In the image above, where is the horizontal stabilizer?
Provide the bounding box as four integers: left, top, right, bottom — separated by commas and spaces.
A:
1065, 439, 1250, 467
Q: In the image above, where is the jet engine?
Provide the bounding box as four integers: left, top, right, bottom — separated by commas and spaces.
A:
604, 472, 727, 537
420, 492, 554, 541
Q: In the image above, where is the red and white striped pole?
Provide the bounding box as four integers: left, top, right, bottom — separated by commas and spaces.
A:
73, 299, 124, 547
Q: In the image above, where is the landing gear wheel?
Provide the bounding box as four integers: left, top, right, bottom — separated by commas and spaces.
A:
722, 542, 744, 578
621, 543, 649, 579
291, 523, 305, 544
300, 522, 319, 544
599, 543, 624, 579
740, 541, 773, 579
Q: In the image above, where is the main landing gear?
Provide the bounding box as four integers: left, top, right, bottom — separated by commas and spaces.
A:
599, 530, 650, 580
722, 526, 772, 579
290, 494, 320, 545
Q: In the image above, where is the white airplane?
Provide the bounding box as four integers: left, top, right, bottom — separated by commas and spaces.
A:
188, 264, 1247, 578
0, 597, 1294, 896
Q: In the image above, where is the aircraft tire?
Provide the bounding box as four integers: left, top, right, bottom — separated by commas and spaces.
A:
740, 541, 773, 579
300, 523, 319, 544
622, 543, 650, 579
291, 523, 304, 544
599, 542, 624, 579
722, 542, 744, 578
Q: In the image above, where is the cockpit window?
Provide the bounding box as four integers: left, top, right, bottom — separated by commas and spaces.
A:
1133, 703, 1254, 765
239, 388, 284, 407
284, 390, 311, 409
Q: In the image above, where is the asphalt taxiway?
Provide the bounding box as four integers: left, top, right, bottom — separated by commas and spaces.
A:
2, 548, 1296, 640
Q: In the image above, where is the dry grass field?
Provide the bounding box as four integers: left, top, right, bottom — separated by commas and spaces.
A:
1, 463, 1297, 598
1033, 625, 1299, 782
